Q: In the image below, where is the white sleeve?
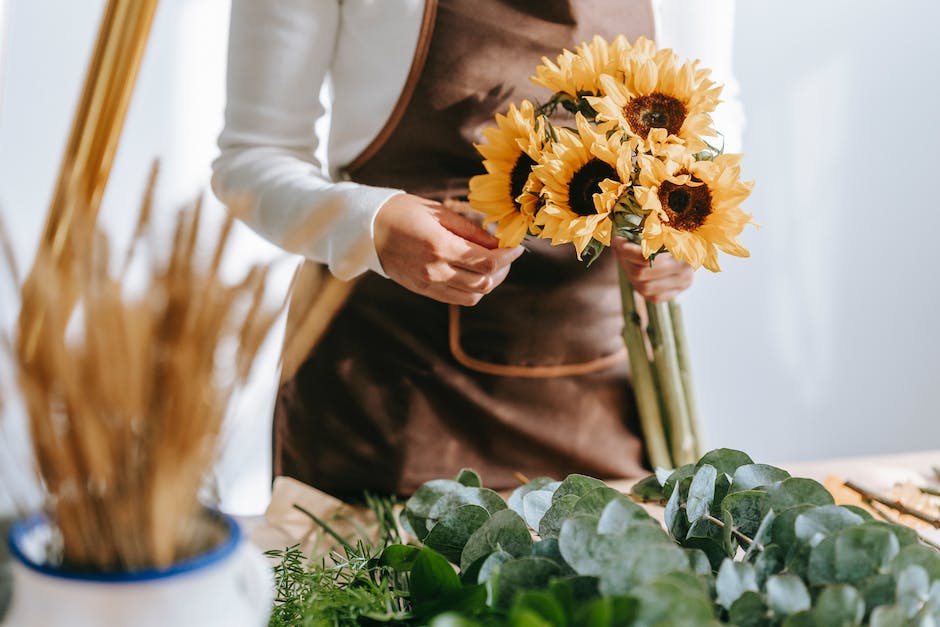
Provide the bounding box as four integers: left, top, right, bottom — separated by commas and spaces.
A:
653, 0, 745, 153
211, 0, 402, 280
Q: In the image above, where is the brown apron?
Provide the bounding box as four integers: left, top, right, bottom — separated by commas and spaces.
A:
276, 0, 656, 499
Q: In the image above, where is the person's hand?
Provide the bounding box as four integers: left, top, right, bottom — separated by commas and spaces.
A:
613, 237, 694, 303
374, 194, 523, 306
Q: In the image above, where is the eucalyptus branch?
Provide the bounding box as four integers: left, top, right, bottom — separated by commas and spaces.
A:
920, 485, 940, 498
704, 514, 763, 552
842, 481, 940, 528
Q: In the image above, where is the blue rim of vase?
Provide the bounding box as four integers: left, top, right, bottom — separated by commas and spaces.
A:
7, 510, 241, 583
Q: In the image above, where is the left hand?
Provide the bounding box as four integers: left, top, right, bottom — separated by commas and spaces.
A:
612, 237, 694, 304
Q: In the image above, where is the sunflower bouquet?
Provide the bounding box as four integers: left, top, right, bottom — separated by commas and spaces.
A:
469, 35, 754, 469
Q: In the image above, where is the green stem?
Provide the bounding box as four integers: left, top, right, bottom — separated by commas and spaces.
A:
618, 267, 672, 469
646, 301, 696, 466
668, 301, 704, 459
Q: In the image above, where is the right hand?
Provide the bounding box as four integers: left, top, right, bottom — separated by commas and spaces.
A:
374, 194, 523, 306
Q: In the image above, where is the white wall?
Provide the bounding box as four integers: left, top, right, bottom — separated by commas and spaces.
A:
1, 0, 938, 515
684, 0, 940, 463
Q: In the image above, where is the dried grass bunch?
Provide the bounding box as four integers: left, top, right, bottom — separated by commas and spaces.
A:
6, 166, 282, 571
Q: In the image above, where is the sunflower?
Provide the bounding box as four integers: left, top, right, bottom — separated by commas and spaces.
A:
586, 39, 722, 152
468, 100, 545, 247
533, 114, 632, 257
531, 34, 638, 98
634, 151, 754, 272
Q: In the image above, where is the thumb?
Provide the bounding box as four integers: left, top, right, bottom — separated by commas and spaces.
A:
437, 208, 500, 250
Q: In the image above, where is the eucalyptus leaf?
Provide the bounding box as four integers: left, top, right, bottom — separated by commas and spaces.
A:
528, 539, 574, 575
631, 474, 666, 502
405, 479, 468, 540
597, 542, 690, 597
754, 544, 786, 584
686, 464, 718, 524
716, 559, 759, 609
629, 578, 715, 626
766, 574, 811, 615
508, 478, 556, 518
455, 468, 483, 488
574, 596, 637, 627
572, 487, 628, 520
686, 548, 714, 577
477, 549, 513, 585
539, 494, 581, 540
427, 486, 507, 523
696, 448, 754, 478
794, 505, 864, 547
595, 497, 654, 535
522, 489, 556, 531
490, 557, 561, 610
424, 504, 491, 564
728, 591, 771, 627
460, 509, 534, 573
779, 610, 816, 627
731, 464, 791, 493
380, 544, 421, 571
869, 605, 909, 627
766, 478, 834, 511
770, 505, 814, 553
745, 510, 777, 561
862, 520, 921, 548
553, 474, 608, 503
891, 544, 940, 581
721, 489, 770, 540
813, 584, 865, 626
663, 464, 695, 499
897, 565, 930, 617
655, 467, 674, 487
833, 525, 900, 583
807, 535, 838, 586
861, 573, 898, 613
429, 613, 483, 627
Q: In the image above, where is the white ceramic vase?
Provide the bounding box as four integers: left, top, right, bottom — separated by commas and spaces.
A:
3, 513, 272, 627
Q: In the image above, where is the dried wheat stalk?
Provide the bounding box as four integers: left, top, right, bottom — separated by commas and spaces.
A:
9, 169, 282, 572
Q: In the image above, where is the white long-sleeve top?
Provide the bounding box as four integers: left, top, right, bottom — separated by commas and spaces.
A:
212, 0, 743, 281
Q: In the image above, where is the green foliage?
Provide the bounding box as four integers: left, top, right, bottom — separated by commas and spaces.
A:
269, 450, 940, 626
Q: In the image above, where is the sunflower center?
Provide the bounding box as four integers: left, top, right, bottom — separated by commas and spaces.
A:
658, 178, 712, 231
509, 153, 537, 210
624, 93, 687, 138
568, 159, 617, 216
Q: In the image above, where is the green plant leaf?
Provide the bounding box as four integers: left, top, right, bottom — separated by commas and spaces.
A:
891, 544, 940, 581
476, 549, 513, 584
509, 589, 569, 627
686, 464, 718, 524
629, 577, 715, 626
460, 509, 534, 573
685, 517, 731, 570
716, 558, 759, 609
754, 544, 786, 584
686, 548, 714, 576
813, 584, 865, 626
779, 610, 816, 627
896, 565, 930, 617
380, 544, 421, 571
429, 612, 484, 627
696, 448, 754, 478
456, 468, 483, 488
834, 525, 900, 583
664, 476, 693, 540
522, 489, 556, 531
491, 557, 561, 610
508, 478, 557, 518
868, 605, 909, 627
595, 497, 655, 535
572, 487, 628, 520
539, 494, 582, 540
721, 489, 770, 540
793, 505, 864, 547
766, 478, 834, 511
416, 584, 488, 623
411, 547, 462, 604
766, 574, 811, 616
859, 573, 897, 613
574, 597, 637, 627
424, 504, 491, 564
731, 464, 791, 493
862, 520, 921, 548
663, 464, 695, 499
728, 591, 771, 627
807, 535, 838, 586
553, 474, 608, 503
631, 474, 665, 502
428, 487, 507, 523
745, 510, 777, 562
770, 505, 814, 552
405, 479, 467, 540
